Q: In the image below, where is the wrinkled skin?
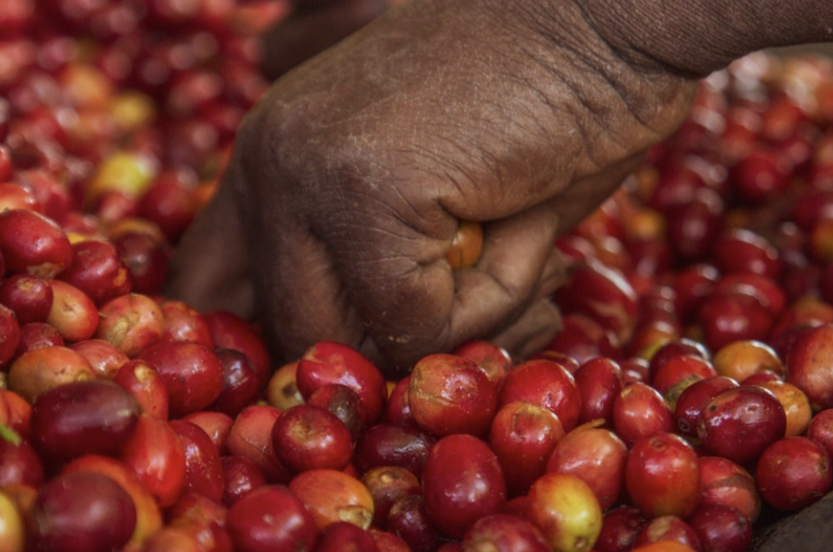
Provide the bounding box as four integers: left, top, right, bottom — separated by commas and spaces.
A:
167, 0, 697, 378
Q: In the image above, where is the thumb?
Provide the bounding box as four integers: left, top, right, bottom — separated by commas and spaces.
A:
260, 0, 395, 79
165, 175, 254, 319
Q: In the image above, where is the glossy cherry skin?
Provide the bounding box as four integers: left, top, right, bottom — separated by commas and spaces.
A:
421, 434, 506, 539
697, 385, 787, 465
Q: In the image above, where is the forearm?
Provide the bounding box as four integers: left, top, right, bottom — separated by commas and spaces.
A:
578, 0, 833, 76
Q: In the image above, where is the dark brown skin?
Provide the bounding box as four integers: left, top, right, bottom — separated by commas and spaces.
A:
168, 0, 831, 381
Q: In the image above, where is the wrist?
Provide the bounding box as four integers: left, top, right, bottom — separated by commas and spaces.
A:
576, 0, 833, 77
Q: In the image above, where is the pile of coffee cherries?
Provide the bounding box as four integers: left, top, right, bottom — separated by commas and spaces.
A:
3, 0, 833, 550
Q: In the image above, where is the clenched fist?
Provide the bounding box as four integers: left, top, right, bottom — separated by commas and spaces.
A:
167, 0, 832, 378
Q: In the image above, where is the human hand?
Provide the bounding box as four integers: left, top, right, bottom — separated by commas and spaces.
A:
166, 0, 698, 377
